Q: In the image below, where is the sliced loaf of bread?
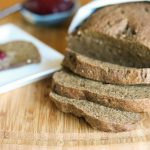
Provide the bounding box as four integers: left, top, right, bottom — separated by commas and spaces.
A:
63, 50, 150, 85
49, 91, 143, 132
52, 70, 150, 112
68, 2, 150, 85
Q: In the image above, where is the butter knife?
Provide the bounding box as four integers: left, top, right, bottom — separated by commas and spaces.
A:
0, 3, 22, 19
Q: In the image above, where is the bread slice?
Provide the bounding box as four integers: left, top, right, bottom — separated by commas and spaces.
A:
68, 3, 150, 85
63, 50, 150, 85
49, 91, 143, 132
0, 41, 41, 71
52, 70, 150, 112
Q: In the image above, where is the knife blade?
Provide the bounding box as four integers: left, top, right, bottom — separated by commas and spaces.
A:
0, 3, 22, 19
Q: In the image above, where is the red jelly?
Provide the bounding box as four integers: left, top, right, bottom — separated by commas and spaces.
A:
0, 51, 6, 60
23, 0, 74, 15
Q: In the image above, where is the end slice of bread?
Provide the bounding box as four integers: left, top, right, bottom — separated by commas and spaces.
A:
49, 91, 143, 132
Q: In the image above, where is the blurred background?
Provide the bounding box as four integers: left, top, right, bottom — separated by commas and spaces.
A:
0, 0, 90, 54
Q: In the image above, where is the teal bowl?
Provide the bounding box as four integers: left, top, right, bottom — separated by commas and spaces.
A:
21, 0, 80, 26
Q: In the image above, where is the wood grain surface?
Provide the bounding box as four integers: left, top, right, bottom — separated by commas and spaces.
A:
0, 0, 150, 149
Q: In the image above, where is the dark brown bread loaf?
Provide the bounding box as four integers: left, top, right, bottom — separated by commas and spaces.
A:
63, 50, 150, 85
68, 2, 150, 85
52, 70, 150, 112
49, 91, 143, 132
0, 41, 41, 71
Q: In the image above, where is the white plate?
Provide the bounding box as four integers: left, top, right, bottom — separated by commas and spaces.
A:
0, 24, 64, 94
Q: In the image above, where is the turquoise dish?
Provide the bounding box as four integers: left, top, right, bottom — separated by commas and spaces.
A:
21, 0, 80, 26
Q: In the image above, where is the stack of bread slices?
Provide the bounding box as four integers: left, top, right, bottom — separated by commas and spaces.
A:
50, 2, 150, 132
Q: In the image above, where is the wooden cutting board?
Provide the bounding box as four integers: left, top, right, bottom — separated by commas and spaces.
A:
0, 77, 150, 147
